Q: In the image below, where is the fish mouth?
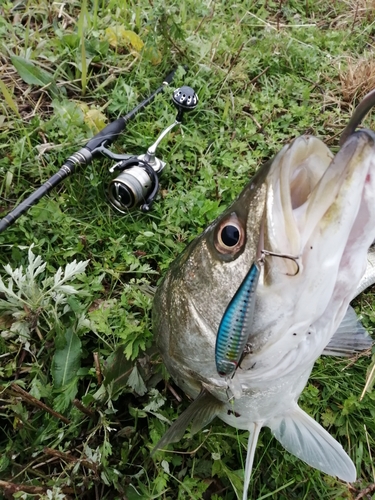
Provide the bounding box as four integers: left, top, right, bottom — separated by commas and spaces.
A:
245, 130, 375, 373
155, 129, 375, 394
263, 131, 375, 280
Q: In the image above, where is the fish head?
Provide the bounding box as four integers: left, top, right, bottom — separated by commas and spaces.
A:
153, 130, 375, 403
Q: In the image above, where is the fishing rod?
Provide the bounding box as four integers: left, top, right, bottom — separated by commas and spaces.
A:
340, 88, 375, 145
0, 68, 198, 234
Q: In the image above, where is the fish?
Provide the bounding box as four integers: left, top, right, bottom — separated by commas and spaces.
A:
152, 105, 375, 497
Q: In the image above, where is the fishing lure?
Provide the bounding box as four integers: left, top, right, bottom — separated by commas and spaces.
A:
215, 261, 261, 377
215, 251, 299, 378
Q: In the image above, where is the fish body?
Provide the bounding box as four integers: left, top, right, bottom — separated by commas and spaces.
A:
153, 131, 375, 497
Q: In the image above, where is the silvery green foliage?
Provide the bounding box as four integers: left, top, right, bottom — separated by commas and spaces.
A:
43, 487, 67, 500
0, 245, 89, 344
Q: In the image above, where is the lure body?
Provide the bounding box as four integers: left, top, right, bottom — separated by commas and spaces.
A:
215, 261, 261, 377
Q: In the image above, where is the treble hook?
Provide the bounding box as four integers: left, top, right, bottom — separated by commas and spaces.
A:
258, 249, 300, 276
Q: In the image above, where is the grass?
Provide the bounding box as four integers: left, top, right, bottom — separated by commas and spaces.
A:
0, 0, 375, 498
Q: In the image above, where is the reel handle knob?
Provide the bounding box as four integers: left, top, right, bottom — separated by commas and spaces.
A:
172, 86, 198, 121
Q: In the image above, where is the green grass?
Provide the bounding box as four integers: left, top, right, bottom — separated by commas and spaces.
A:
0, 0, 375, 498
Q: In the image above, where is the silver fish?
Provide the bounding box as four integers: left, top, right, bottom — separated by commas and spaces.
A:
153, 116, 375, 496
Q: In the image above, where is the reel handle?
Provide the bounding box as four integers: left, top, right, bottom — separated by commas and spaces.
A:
172, 86, 199, 122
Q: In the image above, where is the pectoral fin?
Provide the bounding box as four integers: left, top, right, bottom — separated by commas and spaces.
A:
268, 405, 356, 482
152, 389, 224, 454
324, 305, 373, 356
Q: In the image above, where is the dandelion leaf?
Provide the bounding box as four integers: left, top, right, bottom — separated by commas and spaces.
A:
11, 56, 59, 97
52, 328, 82, 388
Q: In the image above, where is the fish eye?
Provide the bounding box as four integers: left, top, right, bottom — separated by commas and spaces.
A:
214, 213, 245, 255
221, 225, 239, 246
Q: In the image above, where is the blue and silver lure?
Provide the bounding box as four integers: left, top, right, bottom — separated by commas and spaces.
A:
215, 261, 261, 377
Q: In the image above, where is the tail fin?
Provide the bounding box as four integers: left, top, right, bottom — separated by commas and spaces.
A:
267, 405, 356, 482
324, 305, 373, 356
151, 389, 224, 454
242, 423, 262, 500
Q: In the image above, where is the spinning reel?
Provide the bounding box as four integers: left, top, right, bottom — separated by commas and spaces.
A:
106, 85, 198, 213
0, 70, 198, 233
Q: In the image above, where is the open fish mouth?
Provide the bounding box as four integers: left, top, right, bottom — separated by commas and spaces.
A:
156, 130, 375, 390
244, 130, 375, 376
264, 131, 375, 277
